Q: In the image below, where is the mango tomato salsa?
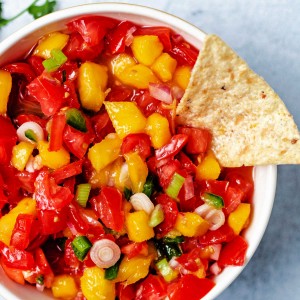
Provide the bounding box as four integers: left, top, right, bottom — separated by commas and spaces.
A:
0, 16, 254, 300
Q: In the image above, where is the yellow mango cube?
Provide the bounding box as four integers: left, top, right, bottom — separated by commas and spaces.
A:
173, 65, 192, 90
110, 53, 136, 81
131, 35, 164, 66
175, 212, 209, 237
78, 62, 108, 112
0, 70, 12, 114
124, 152, 148, 193
88, 134, 122, 172
228, 203, 251, 235
37, 141, 70, 170
81, 267, 115, 300
125, 211, 154, 242
116, 255, 153, 285
52, 275, 78, 299
104, 101, 147, 138
33, 32, 69, 59
146, 112, 171, 149
151, 53, 177, 82
196, 151, 221, 180
0, 198, 36, 245
11, 142, 35, 171
119, 64, 159, 89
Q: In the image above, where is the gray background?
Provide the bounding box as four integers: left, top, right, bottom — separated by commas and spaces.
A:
1, 0, 299, 299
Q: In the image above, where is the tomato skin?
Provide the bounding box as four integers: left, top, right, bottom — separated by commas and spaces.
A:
49, 114, 66, 151
0, 257, 25, 285
38, 208, 68, 235
67, 16, 117, 46
135, 26, 172, 51
168, 43, 199, 66
2, 62, 36, 82
67, 202, 90, 235
121, 241, 148, 259
177, 152, 197, 175
92, 186, 125, 232
121, 133, 151, 160
218, 235, 248, 267
107, 21, 137, 54
10, 214, 34, 250
198, 224, 235, 246
27, 74, 65, 117
136, 274, 168, 300
155, 194, 179, 236
35, 169, 73, 210
157, 159, 181, 189
168, 275, 215, 300
177, 126, 211, 154
0, 116, 17, 165
50, 159, 83, 184
155, 134, 188, 161
91, 111, 115, 143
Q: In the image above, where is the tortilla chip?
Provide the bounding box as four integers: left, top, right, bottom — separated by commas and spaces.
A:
176, 34, 300, 167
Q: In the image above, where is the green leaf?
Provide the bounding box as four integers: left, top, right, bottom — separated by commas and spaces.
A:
28, 0, 56, 19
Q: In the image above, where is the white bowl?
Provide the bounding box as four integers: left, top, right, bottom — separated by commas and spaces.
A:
0, 3, 277, 300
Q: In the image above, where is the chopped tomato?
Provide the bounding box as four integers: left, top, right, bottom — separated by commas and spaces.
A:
117, 283, 136, 300
27, 74, 65, 117
106, 86, 133, 102
136, 274, 168, 300
34, 248, 54, 288
218, 236, 248, 267
49, 113, 66, 151
10, 214, 34, 250
198, 224, 235, 246
67, 202, 89, 235
2, 62, 36, 82
0, 116, 17, 165
177, 152, 197, 175
27, 55, 44, 76
133, 90, 161, 117
91, 111, 115, 143
155, 194, 179, 236
63, 80, 81, 108
168, 43, 199, 66
223, 185, 244, 215
50, 159, 83, 184
121, 241, 148, 259
92, 186, 124, 232
38, 208, 68, 235
35, 169, 73, 210
176, 248, 206, 272
0, 258, 25, 285
14, 113, 47, 129
157, 159, 181, 189
121, 133, 151, 160
155, 134, 188, 161
168, 275, 215, 300
67, 16, 117, 46
177, 126, 212, 154
107, 21, 137, 54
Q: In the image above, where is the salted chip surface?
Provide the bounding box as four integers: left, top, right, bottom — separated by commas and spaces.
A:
176, 34, 300, 167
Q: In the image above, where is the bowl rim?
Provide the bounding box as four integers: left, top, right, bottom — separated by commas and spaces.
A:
0, 3, 277, 300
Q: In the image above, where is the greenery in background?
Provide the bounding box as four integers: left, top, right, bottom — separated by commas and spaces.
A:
0, 0, 56, 27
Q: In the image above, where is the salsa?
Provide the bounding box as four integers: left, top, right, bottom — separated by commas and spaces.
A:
0, 16, 254, 300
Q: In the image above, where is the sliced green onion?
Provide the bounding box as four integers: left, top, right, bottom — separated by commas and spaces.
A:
75, 183, 91, 207
65, 108, 87, 132
163, 236, 184, 244
155, 258, 178, 282
105, 257, 122, 280
202, 192, 224, 209
42, 48, 67, 72
71, 236, 92, 261
36, 275, 44, 285
166, 172, 185, 200
123, 187, 133, 200
24, 129, 37, 142
149, 204, 164, 227
142, 174, 155, 198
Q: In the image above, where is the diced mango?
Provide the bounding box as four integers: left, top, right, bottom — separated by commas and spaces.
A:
173, 65, 192, 90
52, 275, 78, 299
174, 212, 209, 237
119, 64, 160, 89
228, 203, 251, 235
78, 62, 108, 112
151, 53, 177, 82
0, 198, 36, 245
104, 101, 147, 139
196, 151, 221, 180
124, 152, 148, 193
81, 267, 115, 300
37, 141, 70, 169
125, 211, 154, 242
88, 134, 122, 172
33, 32, 69, 59
131, 35, 164, 66
110, 53, 136, 81
145, 112, 171, 149
0, 70, 12, 114
11, 142, 35, 171
115, 255, 153, 285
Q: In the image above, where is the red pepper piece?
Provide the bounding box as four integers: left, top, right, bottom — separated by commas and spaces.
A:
49, 113, 66, 151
